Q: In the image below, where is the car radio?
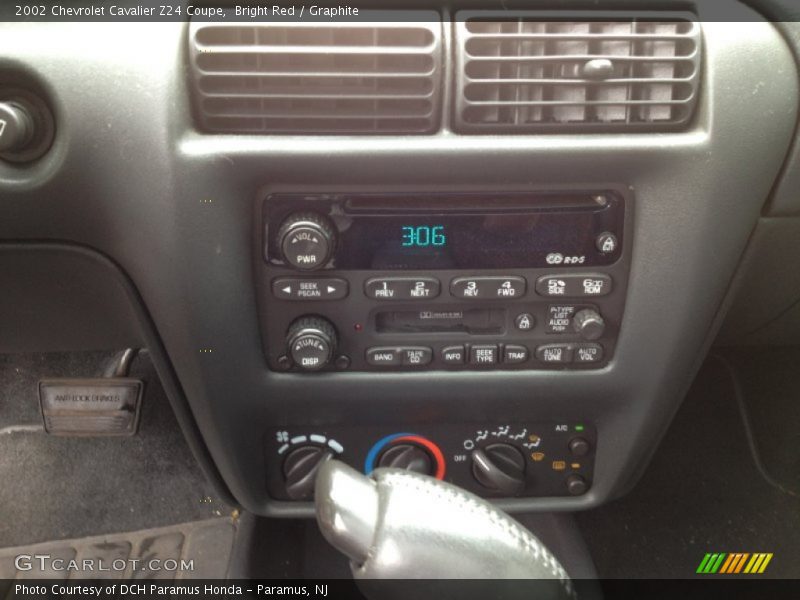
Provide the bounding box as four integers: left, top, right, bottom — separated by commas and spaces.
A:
257, 191, 630, 372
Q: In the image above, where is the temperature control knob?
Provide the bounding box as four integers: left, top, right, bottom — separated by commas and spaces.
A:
283, 445, 333, 500
286, 316, 337, 371
377, 444, 433, 476
471, 443, 526, 496
277, 213, 336, 271
573, 308, 605, 341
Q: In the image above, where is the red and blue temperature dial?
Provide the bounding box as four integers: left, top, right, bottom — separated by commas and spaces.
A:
364, 433, 446, 480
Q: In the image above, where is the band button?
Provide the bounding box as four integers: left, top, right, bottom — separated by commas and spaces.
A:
366, 347, 402, 366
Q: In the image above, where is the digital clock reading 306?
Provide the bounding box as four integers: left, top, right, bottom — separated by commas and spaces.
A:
401, 225, 447, 248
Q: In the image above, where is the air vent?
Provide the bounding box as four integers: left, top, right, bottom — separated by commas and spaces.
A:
189, 14, 442, 134
455, 11, 702, 132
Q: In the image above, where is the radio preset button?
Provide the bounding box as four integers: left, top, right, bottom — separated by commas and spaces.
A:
273, 278, 348, 300
504, 345, 529, 364
535, 274, 612, 298
574, 343, 604, 363
450, 276, 526, 300
441, 345, 466, 365
470, 345, 498, 366
366, 347, 403, 367
535, 344, 573, 364
401, 347, 433, 367
365, 277, 440, 301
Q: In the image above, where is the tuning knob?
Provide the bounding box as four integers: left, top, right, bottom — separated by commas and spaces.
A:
277, 213, 336, 271
286, 316, 337, 371
377, 443, 433, 476
471, 443, 526, 496
283, 445, 333, 500
573, 308, 605, 341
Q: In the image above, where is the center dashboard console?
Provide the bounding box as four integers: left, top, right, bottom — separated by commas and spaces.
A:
255, 188, 631, 501
258, 190, 630, 375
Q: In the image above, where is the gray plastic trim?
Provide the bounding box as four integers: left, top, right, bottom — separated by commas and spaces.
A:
0, 11, 796, 517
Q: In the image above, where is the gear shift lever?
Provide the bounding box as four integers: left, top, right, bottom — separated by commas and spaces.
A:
314, 460, 574, 597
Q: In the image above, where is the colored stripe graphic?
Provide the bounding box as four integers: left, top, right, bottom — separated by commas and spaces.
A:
698, 553, 773, 575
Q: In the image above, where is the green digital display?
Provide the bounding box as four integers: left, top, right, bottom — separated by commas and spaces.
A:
400, 225, 447, 248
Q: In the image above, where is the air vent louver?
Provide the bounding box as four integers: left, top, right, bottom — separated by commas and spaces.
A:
190, 14, 442, 134
455, 11, 702, 132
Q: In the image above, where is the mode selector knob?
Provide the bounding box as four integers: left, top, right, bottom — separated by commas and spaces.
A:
471, 443, 526, 496
286, 316, 337, 371
573, 308, 605, 341
278, 213, 336, 271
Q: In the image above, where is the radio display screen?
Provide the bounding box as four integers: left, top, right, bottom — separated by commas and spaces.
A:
266, 192, 624, 270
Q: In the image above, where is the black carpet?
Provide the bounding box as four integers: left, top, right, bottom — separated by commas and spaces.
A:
576, 355, 800, 579
720, 347, 800, 497
0, 351, 230, 547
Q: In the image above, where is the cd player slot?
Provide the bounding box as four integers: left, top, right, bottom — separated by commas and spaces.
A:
344, 193, 603, 214
375, 308, 506, 335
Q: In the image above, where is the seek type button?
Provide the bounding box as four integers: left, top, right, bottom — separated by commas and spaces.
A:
450, 276, 526, 300
470, 345, 498, 366
273, 278, 348, 300
536, 274, 612, 298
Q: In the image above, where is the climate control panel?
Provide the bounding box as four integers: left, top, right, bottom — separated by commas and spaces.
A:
266, 422, 596, 501
258, 191, 630, 372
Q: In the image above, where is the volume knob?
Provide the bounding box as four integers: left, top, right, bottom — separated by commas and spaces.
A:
278, 213, 336, 271
573, 308, 605, 341
286, 316, 337, 371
